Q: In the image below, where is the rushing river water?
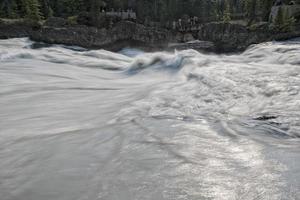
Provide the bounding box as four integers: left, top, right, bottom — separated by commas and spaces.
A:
0, 38, 300, 200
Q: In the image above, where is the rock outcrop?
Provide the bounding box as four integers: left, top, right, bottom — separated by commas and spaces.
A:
1, 18, 300, 53
0, 19, 39, 39
30, 21, 174, 51
197, 22, 250, 52
197, 22, 300, 52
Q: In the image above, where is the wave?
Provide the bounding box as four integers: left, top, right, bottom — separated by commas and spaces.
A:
1, 37, 300, 200
126, 52, 187, 74
1, 37, 300, 140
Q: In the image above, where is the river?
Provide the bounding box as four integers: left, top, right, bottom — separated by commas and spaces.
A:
0, 38, 300, 200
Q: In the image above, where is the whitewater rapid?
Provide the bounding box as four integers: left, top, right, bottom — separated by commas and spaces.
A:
0, 38, 299, 200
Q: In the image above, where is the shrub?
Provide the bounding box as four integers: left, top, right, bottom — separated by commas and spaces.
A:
67, 16, 78, 25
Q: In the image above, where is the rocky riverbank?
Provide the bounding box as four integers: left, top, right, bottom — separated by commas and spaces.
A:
31, 21, 174, 51
1, 18, 300, 53
197, 22, 300, 52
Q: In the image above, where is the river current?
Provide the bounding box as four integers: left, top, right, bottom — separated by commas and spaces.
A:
0, 38, 300, 200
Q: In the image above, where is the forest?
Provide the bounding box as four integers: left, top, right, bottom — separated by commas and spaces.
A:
0, 0, 297, 27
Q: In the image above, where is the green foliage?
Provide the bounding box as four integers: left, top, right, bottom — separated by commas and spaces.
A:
67, 15, 78, 25
24, 0, 42, 21
222, 0, 231, 23
0, 0, 19, 18
275, 6, 285, 27
261, 0, 273, 21
0, 0, 295, 31
40, 0, 52, 18
274, 7, 296, 32
0, 17, 41, 28
48, 7, 53, 17
284, 16, 296, 31
244, 0, 258, 25
90, 0, 102, 26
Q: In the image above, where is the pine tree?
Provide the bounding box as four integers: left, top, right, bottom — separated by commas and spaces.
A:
282, 7, 296, 32
223, 0, 231, 23
90, 0, 101, 26
0, 0, 19, 18
39, 0, 52, 18
261, 0, 273, 21
247, 0, 258, 24
22, 0, 42, 21
275, 6, 285, 28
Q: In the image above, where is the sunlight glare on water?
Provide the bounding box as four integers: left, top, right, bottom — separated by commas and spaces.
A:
0, 38, 300, 200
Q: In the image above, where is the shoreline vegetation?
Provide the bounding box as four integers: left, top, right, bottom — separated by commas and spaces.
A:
1, 0, 300, 53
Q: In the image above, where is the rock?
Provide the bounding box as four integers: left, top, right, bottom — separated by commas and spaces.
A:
44, 17, 67, 27
30, 21, 174, 51
1, 18, 300, 53
77, 12, 92, 26
254, 116, 278, 121
0, 19, 38, 39
195, 22, 299, 52
197, 22, 250, 52
183, 33, 195, 42
168, 40, 215, 52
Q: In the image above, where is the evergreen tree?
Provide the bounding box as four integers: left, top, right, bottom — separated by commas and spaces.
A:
246, 0, 258, 24
0, 0, 19, 18
275, 6, 285, 27
223, 0, 231, 23
22, 0, 42, 21
275, 6, 296, 32
90, 0, 101, 26
39, 0, 52, 18
261, 0, 273, 21
0, 0, 294, 30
